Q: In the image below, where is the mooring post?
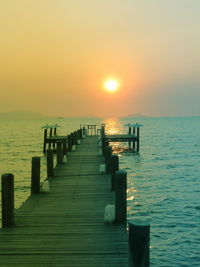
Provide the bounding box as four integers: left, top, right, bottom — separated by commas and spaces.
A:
31, 156, 41, 194
83, 127, 86, 136
43, 129, 48, 154
48, 127, 53, 149
1, 173, 14, 227
71, 133, 75, 146
74, 131, 78, 145
115, 170, 127, 224
128, 220, 150, 267
67, 135, 72, 152
110, 154, 119, 191
62, 139, 67, 155
128, 126, 131, 149
56, 141, 63, 164
80, 129, 83, 139
133, 127, 136, 151
105, 146, 112, 173
136, 127, 140, 152
47, 149, 54, 178
52, 127, 57, 149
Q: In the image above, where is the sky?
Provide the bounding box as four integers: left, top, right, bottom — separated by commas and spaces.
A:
0, 0, 200, 117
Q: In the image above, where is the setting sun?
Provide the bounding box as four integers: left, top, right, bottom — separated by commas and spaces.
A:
104, 79, 120, 93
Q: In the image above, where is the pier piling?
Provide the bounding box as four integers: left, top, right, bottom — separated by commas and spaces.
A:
31, 156, 41, 194
1, 173, 14, 227
110, 154, 119, 191
56, 141, 63, 164
128, 220, 150, 267
115, 170, 127, 224
47, 149, 54, 178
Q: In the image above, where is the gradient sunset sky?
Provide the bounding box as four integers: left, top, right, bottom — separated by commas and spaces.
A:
1, 0, 200, 117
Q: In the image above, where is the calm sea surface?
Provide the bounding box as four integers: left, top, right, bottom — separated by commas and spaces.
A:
0, 117, 200, 266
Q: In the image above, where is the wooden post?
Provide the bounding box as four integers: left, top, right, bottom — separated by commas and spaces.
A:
83, 127, 86, 136
128, 126, 131, 149
71, 133, 75, 146
133, 127, 136, 151
110, 154, 119, 191
129, 220, 150, 267
1, 173, 14, 227
67, 135, 72, 152
53, 127, 57, 149
80, 129, 83, 139
105, 146, 112, 173
136, 127, 140, 152
102, 138, 108, 156
56, 141, 63, 164
47, 149, 54, 178
43, 129, 47, 154
74, 131, 77, 145
31, 156, 40, 194
62, 139, 67, 155
115, 170, 127, 224
48, 128, 53, 149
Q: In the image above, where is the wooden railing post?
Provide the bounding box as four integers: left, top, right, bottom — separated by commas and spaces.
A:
128, 126, 131, 148
129, 220, 150, 267
110, 154, 119, 191
31, 156, 41, 194
1, 173, 14, 227
136, 127, 140, 152
133, 127, 136, 151
67, 135, 72, 152
48, 128, 53, 149
105, 146, 112, 173
47, 149, 54, 178
62, 139, 67, 155
43, 129, 47, 154
115, 170, 127, 224
56, 141, 63, 164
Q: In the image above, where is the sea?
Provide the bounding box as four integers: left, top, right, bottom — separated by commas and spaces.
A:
0, 116, 199, 266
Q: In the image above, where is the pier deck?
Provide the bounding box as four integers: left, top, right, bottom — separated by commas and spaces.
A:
0, 136, 128, 266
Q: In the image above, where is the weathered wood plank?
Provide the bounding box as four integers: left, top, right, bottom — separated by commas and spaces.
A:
0, 136, 128, 266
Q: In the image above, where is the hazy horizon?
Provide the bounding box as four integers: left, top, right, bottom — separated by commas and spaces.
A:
1, 1, 200, 117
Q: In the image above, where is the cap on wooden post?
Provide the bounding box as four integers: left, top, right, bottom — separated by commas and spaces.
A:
56, 141, 63, 165
47, 149, 54, 178
128, 220, 150, 267
105, 146, 112, 173
115, 170, 127, 224
31, 156, 41, 194
110, 154, 119, 191
1, 173, 14, 227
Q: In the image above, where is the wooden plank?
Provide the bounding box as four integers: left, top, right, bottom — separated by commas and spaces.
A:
0, 136, 128, 266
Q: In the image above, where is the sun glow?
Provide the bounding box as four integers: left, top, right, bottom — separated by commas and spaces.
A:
104, 79, 120, 93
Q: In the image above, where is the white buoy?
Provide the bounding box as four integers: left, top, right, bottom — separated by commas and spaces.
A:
72, 145, 76, 151
77, 140, 81, 145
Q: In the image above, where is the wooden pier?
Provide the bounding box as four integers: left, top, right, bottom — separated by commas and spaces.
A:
1, 125, 150, 266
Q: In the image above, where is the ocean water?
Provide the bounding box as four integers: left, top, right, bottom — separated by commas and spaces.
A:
0, 116, 200, 266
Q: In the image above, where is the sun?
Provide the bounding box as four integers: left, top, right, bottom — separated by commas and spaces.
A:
104, 79, 120, 93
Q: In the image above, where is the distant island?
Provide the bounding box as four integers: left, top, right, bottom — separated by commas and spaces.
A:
0, 111, 48, 120
121, 113, 148, 118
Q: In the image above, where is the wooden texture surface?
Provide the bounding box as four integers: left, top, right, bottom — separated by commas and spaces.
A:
0, 136, 128, 266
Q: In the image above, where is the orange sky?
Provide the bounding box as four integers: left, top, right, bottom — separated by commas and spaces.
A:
1, 0, 200, 117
